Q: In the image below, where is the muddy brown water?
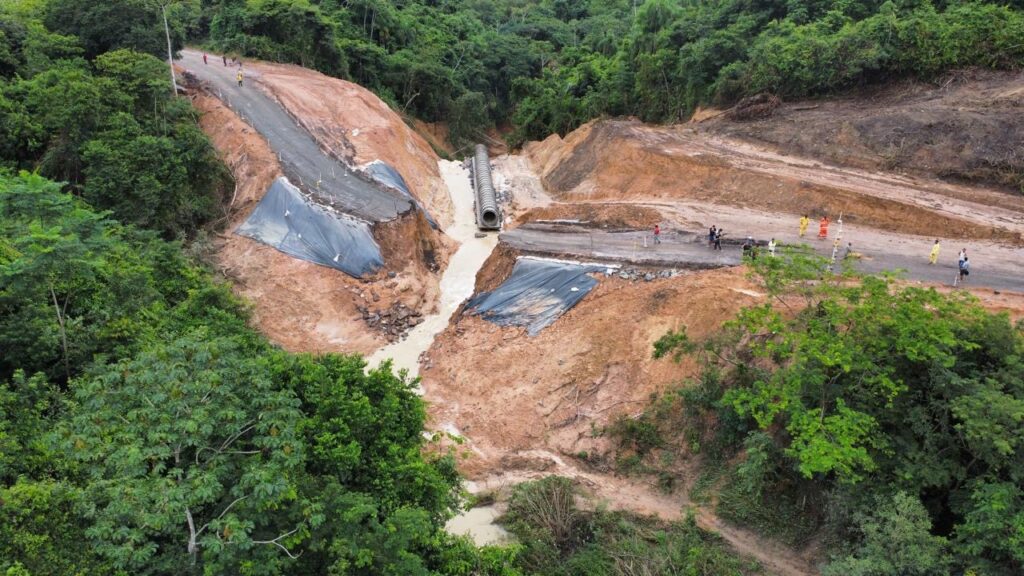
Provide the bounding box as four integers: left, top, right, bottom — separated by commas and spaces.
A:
366, 160, 498, 377
365, 160, 509, 545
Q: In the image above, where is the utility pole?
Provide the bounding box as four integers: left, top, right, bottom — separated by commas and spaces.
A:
161, 1, 179, 96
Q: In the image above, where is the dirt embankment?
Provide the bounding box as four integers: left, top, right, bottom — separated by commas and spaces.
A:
191, 91, 443, 355
701, 69, 1024, 196
516, 203, 662, 231
421, 265, 766, 480
524, 119, 1024, 243
248, 61, 455, 228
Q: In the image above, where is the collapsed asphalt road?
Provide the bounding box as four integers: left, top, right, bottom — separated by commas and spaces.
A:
178, 49, 411, 222
502, 223, 1023, 291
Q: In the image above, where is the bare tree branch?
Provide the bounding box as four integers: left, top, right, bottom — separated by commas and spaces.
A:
252, 527, 303, 559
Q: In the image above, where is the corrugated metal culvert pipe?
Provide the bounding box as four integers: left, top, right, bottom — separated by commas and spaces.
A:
473, 144, 500, 230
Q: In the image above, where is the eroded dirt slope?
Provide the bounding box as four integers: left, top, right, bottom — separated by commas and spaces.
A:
525, 119, 1024, 243
422, 263, 764, 478
250, 61, 454, 227
701, 69, 1024, 196
192, 92, 442, 355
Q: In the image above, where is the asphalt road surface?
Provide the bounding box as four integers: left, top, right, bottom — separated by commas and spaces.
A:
178, 50, 410, 222
503, 224, 1023, 291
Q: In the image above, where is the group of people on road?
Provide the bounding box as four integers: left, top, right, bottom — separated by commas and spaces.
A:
797, 214, 832, 239
928, 240, 970, 283
652, 214, 974, 287
203, 52, 245, 87
708, 225, 724, 250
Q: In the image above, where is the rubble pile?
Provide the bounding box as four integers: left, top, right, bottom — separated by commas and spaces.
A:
358, 302, 424, 342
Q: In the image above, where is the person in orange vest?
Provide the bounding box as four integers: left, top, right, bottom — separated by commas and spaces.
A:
818, 216, 829, 239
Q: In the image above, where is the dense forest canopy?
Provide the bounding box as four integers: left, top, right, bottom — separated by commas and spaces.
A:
188, 0, 1024, 146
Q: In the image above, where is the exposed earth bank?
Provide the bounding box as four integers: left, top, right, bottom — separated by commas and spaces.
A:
186, 57, 453, 354
700, 68, 1024, 196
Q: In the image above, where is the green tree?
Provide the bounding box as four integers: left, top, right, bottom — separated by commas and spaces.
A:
0, 479, 111, 575
59, 332, 307, 573
44, 0, 183, 60
824, 492, 952, 576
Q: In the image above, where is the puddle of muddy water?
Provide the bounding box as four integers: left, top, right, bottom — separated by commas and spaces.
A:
445, 505, 512, 546
366, 159, 498, 378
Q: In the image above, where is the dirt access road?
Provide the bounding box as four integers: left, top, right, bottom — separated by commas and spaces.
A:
178, 50, 412, 222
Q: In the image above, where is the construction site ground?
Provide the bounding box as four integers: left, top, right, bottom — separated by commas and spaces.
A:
185, 51, 1024, 575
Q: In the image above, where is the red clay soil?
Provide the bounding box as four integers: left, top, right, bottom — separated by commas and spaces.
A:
411, 119, 455, 157
701, 69, 1024, 196
245, 61, 455, 227
516, 203, 663, 231
421, 266, 766, 481
191, 91, 443, 355
525, 119, 1024, 244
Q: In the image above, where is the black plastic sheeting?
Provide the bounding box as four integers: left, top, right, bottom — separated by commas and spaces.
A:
235, 177, 384, 278
363, 160, 439, 229
465, 258, 604, 335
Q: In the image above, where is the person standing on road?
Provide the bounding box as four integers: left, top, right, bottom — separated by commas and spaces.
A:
203, 53, 208, 65
222, 54, 227, 66
768, 238, 776, 257
818, 216, 830, 239
799, 214, 810, 237
708, 225, 716, 247
958, 248, 967, 269
653, 224, 662, 245
714, 228, 723, 251
929, 240, 941, 265
958, 256, 970, 285
236, 69, 244, 87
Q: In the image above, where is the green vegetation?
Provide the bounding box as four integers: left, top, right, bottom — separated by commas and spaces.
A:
1, 172, 501, 574
5, 0, 1024, 573
190, 0, 1024, 146
0, 2, 228, 238
503, 476, 758, 575
639, 248, 1024, 574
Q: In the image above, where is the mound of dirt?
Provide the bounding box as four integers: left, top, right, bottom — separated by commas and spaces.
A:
725, 93, 781, 121
517, 203, 662, 231
523, 119, 1024, 243
248, 60, 455, 228
192, 92, 442, 355
703, 69, 1024, 195
420, 266, 766, 480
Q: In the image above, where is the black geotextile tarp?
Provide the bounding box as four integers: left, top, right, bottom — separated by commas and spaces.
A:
465, 258, 604, 335
235, 177, 383, 278
364, 160, 439, 229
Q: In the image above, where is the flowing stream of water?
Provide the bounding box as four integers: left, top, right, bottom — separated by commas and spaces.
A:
366, 159, 497, 378
365, 159, 510, 544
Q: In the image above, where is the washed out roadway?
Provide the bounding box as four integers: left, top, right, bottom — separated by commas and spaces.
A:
177, 49, 410, 222
503, 224, 1023, 291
